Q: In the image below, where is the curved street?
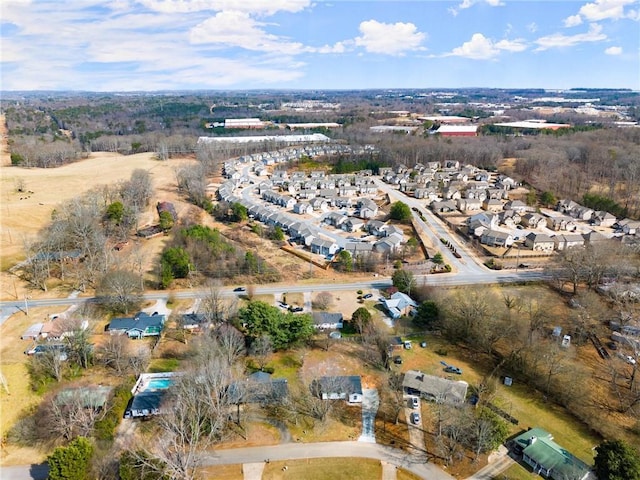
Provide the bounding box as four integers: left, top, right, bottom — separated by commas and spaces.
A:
201, 441, 454, 480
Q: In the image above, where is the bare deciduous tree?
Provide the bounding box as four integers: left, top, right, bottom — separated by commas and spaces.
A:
97, 269, 143, 314
312, 292, 333, 311
40, 389, 108, 441
250, 334, 273, 371
213, 323, 246, 367
201, 280, 226, 324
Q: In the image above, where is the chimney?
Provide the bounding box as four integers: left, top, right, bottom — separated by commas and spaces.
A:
529, 436, 537, 445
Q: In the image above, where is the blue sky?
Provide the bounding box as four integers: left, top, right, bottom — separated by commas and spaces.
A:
1, 0, 638, 91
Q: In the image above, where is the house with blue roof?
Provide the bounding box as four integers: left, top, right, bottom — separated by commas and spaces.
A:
107, 312, 165, 339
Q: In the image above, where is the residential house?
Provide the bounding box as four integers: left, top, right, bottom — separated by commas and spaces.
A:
583, 230, 609, 244
55, 386, 113, 411
343, 241, 374, 258
228, 371, 289, 405
522, 213, 548, 229
556, 199, 580, 214
402, 370, 469, 404
358, 198, 379, 219
443, 186, 461, 200
483, 198, 503, 213
324, 212, 348, 228
498, 210, 521, 229
592, 211, 616, 227
312, 312, 344, 330
457, 198, 482, 213
384, 225, 404, 238
312, 375, 363, 404
40, 317, 89, 341
553, 234, 585, 251
293, 202, 313, 215
431, 200, 458, 213
547, 215, 576, 231
125, 372, 178, 418
333, 197, 353, 208
496, 175, 516, 190
367, 220, 386, 237
481, 229, 514, 248
310, 238, 339, 256
343, 217, 366, 232
467, 212, 498, 237
525, 233, 555, 252
181, 313, 208, 331
107, 312, 166, 339
374, 234, 403, 255
620, 220, 640, 235
571, 206, 594, 221
504, 200, 529, 213
510, 428, 591, 480
309, 197, 329, 211
486, 188, 507, 200
382, 292, 417, 319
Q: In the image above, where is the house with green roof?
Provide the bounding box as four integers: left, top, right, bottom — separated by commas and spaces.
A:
511, 428, 592, 480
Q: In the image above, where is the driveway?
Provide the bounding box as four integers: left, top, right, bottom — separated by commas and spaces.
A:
404, 394, 427, 460
359, 388, 379, 442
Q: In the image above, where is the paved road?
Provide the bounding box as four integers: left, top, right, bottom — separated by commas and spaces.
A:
0, 464, 48, 480
0, 270, 546, 314
203, 441, 455, 480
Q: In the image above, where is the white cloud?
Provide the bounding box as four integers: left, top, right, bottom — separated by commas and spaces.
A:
495, 39, 527, 52
605, 45, 623, 54
354, 20, 425, 55
449, 0, 504, 16
535, 23, 607, 50
189, 10, 347, 55
135, 0, 311, 15
189, 11, 307, 54
564, 14, 583, 27
445, 33, 526, 59
579, 0, 636, 21
563, 0, 637, 26
527, 22, 538, 33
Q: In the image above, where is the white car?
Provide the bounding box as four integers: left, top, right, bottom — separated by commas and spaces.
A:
619, 353, 637, 365
411, 396, 419, 409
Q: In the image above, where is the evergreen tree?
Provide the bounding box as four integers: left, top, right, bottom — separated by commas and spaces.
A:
47, 437, 93, 480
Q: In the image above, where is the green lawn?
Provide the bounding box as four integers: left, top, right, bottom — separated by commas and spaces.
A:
262, 458, 381, 480
268, 351, 304, 383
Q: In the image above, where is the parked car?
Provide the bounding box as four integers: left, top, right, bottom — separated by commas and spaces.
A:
393, 355, 403, 365
277, 301, 289, 309
444, 365, 463, 375
411, 396, 419, 409
289, 306, 304, 312
420, 341, 427, 348
410, 412, 420, 424
606, 341, 618, 351
363, 293, 373, 299
233, 286, 246, 292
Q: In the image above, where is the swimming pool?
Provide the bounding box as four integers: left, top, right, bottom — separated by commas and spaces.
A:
146, 378, 173, 390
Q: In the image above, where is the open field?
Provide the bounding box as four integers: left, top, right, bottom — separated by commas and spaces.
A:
0, 150, 197, 301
